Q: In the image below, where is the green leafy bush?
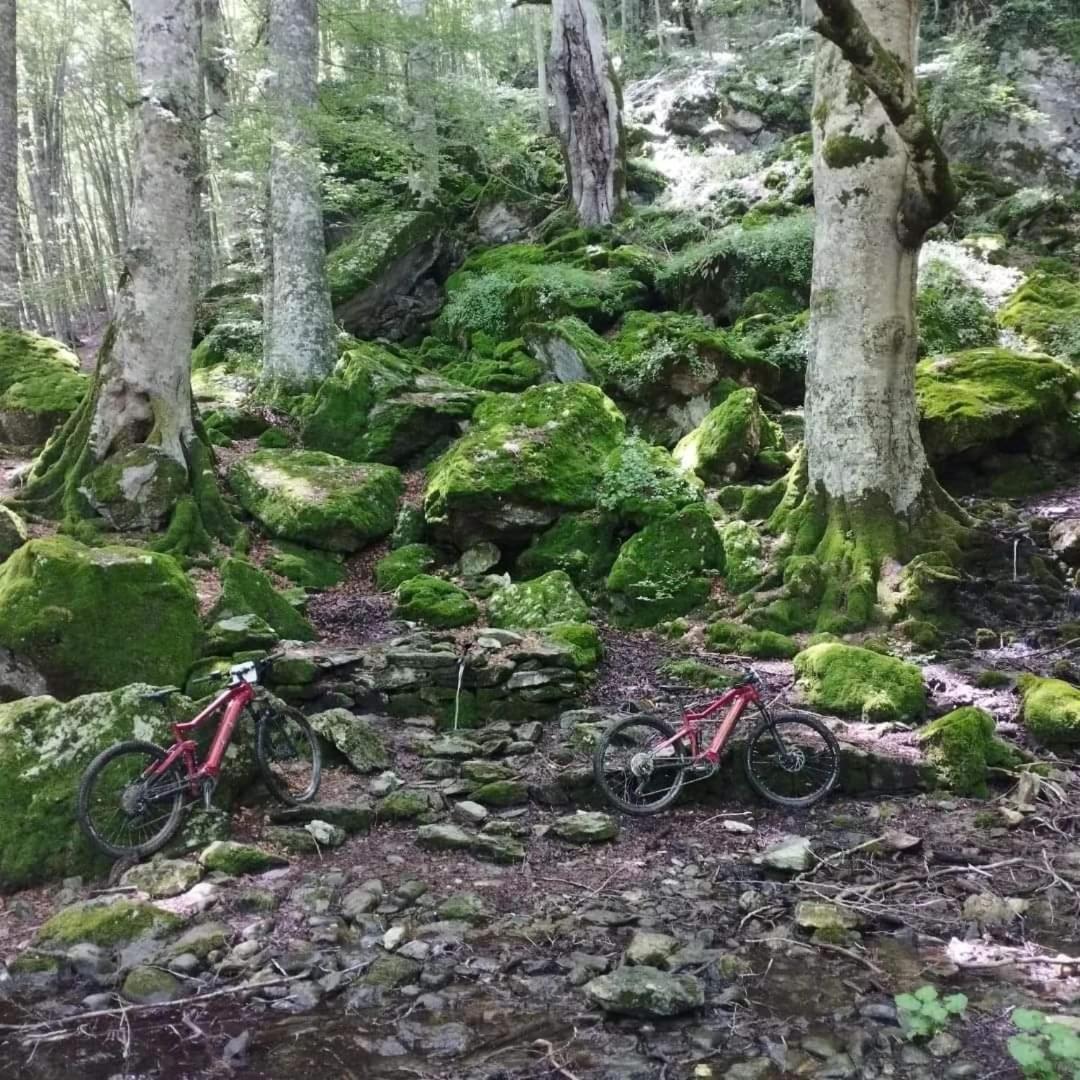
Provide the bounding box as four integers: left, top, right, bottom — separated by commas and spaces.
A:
895, 985, 968, 1040
1008, 1008, 1080, 1078
917, 260, 997, 356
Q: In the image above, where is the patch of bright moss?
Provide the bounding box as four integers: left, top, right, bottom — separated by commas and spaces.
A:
1018, 675, 1080, 744
375, 544, 438, 591
36, 899, 182, 947
0, 328, 88, 442
918, 707, 1020, 798
395, 574, 478, 628
998, 272, 1080, 363
265, 542, 345, 589
673, 388, 783, 484
212, 558, 314, 641
706, 620, 797, 659
793, 643, 926, 723
488, 571, 588, 629
516, 511, 618, 588
541, 621, 603, 670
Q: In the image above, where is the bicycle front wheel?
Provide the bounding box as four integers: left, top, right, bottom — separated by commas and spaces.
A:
77, 740, 187, 859
256, 710, 321, 805
593, 715, 690, 815
743, 711, 840, 808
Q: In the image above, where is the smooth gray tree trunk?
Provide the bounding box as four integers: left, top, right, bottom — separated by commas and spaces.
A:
0, 0, 17, 326
403, 0, 439, 204
534, 7, 550, 135
263, 0, 336, 390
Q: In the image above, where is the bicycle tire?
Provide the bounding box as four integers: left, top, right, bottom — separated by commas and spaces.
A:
593, 714, 689, 815
77, 740, 186, 860
743, 710, 840, 809
256, 710, 322, 805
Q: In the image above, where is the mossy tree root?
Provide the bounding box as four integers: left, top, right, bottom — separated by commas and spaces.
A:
754, 450, 971, 634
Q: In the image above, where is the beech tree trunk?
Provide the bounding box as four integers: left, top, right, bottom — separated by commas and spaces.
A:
550, 0, 626, 227
263, 0, 336, 390
534, 6, 550, 135
765, 0, 963, 631
403, 0, 439, 204
0, 0, 17, 327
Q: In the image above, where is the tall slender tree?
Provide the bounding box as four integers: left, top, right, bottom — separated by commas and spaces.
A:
768, 0, 964, 630
262, 0, 336, 390
0, 0, 17, 327
19, 0, 237, 548
548, 0, 626, 226
403, 0, 439, 204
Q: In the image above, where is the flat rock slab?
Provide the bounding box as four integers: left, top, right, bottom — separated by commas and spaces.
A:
552, 811, 619, 844
585, 965, 704, 1018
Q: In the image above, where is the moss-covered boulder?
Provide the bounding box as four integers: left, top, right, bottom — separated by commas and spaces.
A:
673, 388, 783, 484
122, 965, 184, 1004
541, 621, 603, 670
191, 318, 262, 372
198, 840, 288, 875
998, 272, 1080, 363
0, 328, 88, 445
301, 344, 482, 465
793, 643, 926, 723
918, 707, 1020, 798
516, 511, 618, 588
720, 520, 764, 593
607, 504, 725, 627
1018, 676, 1080, 745
523, 316, 609, 383
194, 273, 262, 342
0, 505, 28, 561
307, 708, 389, 773
395, 575, 478, 628
204, 613, 279, 655
707, 621, 797, 659
229, 449, 401, 552
424, 383, 626, 546
0, 686, 194, 889
916, 348, 1080, 462
80, 445, 190, 531
487, 571, 588, 629
375, 543, 438, 591
35, 898, 183, 948
265, 542, 345, 589
597, 436, 703, 527
211, 558, 314, 642
0, 538, 202, 697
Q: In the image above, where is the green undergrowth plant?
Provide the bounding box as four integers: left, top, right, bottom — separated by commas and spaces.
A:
1008, 1008, 1080, 1079
895, 985, 968, 1040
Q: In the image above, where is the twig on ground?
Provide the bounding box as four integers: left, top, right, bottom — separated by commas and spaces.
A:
534, 1037, 583, 1080
746, 936, 886, 976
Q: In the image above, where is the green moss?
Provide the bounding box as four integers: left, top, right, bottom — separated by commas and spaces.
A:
541, 621, 602, 670
976, 670, 1011, 689
822, 129, 889, 169
658, 658, 733, 689
706, 621, 797, 659
721, 520, 764, 594
375, 543, 438, 590
0, 328, 88, 443
793, 643, 926, 723
607, 504, 725, 628
424, 383, 626, 541
151, 496, 213, 559
395, 574, 478, 628
998, 272, 1080, 363
265, 542, 345, 589
440, 352, 543, 392
190, 319, 262, 372
256, 427, 293, 449
0, 505, 28, 561
918, 707, 1020, 798
1018, 676, 1080, 744
194, 274, 261, 342
198, 839, 287, 875
326, 211, 439, 305
212, 558, 314, 641
36, 899, 182, 947
81, 445, 190, 531
917, 348, 1080, 462
917, 261, 998, 356
673, 388, 783, 484
230, 449, 402, 552
523, 316, 611, 383
488, 570, 588, 629
301, 344, 482, 465
0, 537, 202, 697
470, 779, 528, 806
597, 436, 703, 527
516, 511, 618, 588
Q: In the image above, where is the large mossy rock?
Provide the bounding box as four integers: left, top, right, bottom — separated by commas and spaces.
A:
1018, 676, 1080, 744
918, 707, 1020, 798
793, 643, 925, 724
585, 966, 704, 1018
212, 558, 314, 642
487, 571, 588, 629
80, 446, 190, 531
191, 318, 262, 372
0, 328, 88, 445
597, 436, 703, 527
916, 348, 1080, 462
998, 272, 1080, 363
301, 344, 483, 465
516, 511, 618, 588
607, 504, 725, 627
0, 538, 202, 697
0, 686, 194, 889
230, 449, 401, 552
0, 506, 27, 562
673, 387, 784, 483
328, 211, 442, 337
395, 574, 478, 628
424, 383, 626, 546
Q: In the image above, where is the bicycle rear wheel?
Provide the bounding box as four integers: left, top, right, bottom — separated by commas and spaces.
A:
256, 710, 321, 805
743, 710, 840, 808
77, 740, 187, 859
592, 715, 690, 815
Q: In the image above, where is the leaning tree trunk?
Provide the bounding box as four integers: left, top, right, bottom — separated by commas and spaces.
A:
766, 0, 965, 632
262, 0, 336, 391
0, 0, 17, 327
18, 0, 238, 553
549, 0, 626, 227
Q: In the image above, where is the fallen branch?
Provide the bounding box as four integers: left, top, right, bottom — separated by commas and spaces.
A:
794, 836, 884, 883
534, 1037, 583, 1080
746, 936, 885, 977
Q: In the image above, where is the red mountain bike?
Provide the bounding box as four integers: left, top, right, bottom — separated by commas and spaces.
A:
593, 667, 840, 814
77, 658, 321, 860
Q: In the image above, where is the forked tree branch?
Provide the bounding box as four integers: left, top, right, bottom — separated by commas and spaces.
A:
812, 0, 957, 246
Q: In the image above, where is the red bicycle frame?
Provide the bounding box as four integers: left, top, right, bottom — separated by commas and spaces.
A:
657, 681, 762, 764
147, 681, 255, 794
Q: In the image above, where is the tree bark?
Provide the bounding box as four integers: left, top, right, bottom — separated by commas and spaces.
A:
403, 0, 439, 205
0, 0, 17, 327
263, 0, 336, 390
549, 0, 626, 227
18, 0, 238, 550
764, 0, 965, 632
534, 6, 550, 134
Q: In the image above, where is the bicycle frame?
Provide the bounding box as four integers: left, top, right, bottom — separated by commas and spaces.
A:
659, 682, 763, 764
146, 681, 255, 794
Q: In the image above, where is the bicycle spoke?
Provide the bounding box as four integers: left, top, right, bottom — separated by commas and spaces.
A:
747, 717, 839, 805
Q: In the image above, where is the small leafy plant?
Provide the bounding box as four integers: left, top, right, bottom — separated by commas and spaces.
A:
895, 985, 968, 1040
1008, 1008, 1080, 1079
